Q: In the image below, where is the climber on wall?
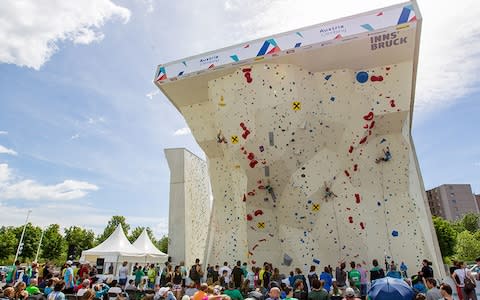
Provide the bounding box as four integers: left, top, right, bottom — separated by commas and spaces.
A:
323, 182, 338, 202
217, 130, 227, 144
375, 147, 392, 163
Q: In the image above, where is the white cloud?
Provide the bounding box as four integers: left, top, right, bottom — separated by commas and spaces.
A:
0, 144, 17, 155
0, 131, 7, 135
87, 116, 106, 125
71, 133, 80, 140
146, 90, 159, 100
0, 0, 131, 70
173, 127, 191, 136
0, 163, 98, 201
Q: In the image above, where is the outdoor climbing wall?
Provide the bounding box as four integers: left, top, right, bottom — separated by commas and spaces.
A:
165, 148, 211, 266
157, 1, 444, 277
177, 62, 441, 274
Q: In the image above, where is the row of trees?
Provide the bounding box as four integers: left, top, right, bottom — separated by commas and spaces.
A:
0, 216, 168, 265
433, 212, 480, 262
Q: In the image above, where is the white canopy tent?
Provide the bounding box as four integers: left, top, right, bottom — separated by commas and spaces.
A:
132, 229, 168, 263
80, 225, 144, 274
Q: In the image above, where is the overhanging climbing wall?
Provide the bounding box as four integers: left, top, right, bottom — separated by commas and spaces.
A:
156, 2, 444, 277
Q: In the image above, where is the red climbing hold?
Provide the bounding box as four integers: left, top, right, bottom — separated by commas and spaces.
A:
249, 159, 258, 168
242, 68, 252, 73
355, 193, 361, 204
247, 152, 255, 160
258, 185, 265, 190
344, 170, 350, 177
363, 111, 374, 121
248, 190, 255, 196
369, 121, 375, 129
348, 216, 354, 223
348, 146, 354, 153
242, 130, 251, 139
254, 209, 263, 216
240, 122, 245, 129
252, 244, 259, 250
247, 214, 253, 221
360, 222, 365, 229
258, 238, 266, 242
363, 124, 369, 129
353, 164, 358, 171
251, 260, 256, 264
371, 75, 384, 82
359, 136, 368, 144
390, 100, 396, 107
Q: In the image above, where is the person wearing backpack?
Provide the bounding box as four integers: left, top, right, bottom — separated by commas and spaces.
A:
452, 261, 477, 300
307, 266, 318, 291
190, 258, 203, 288
369, 259, 385, 282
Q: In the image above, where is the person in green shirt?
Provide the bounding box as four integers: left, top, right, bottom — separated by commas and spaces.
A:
26, 278, 41, 295
147, 264, 157, 289
135, 267, 145, 286
307, 279, 329, 300
223, 282, 244, 300
348, 262, 361, 289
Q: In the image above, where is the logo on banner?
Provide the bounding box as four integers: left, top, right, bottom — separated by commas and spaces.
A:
319, 24, 346, 38
370, 31, 407, 50
199, 55, 219, 66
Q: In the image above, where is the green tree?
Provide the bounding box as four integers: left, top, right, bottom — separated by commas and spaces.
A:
41, 224, 65, 261
460, 213, 479, 233
13, 223, 42, 261
157, 235, 168, 254
128, 226, 157, 244
97, 216, 130, 244
0, 226, 18, 260
64, 226, 95, 259
454, 230, 480, 261
432, 216, 457, 257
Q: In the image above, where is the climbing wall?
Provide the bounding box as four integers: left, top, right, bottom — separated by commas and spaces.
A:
177, 61, 441, 274
165, 148, 211, 266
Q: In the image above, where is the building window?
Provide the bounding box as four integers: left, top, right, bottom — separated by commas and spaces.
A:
450, 192, 455, 197
452, 199, 457, 203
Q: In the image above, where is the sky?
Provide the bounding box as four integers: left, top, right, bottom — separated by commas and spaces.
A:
0, 0, 479, 240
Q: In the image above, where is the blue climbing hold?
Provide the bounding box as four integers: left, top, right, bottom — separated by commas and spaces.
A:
313, 258, 320, 264
356, 71, 369, 83
325, 74, 332, 80
392, 230, 399, 237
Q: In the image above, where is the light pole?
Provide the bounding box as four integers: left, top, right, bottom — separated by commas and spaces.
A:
35, 227, 45, 262
14, 209, 32, 263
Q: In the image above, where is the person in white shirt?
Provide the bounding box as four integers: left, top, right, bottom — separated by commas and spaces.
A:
118, 262, 129, 289
452, 261, 477, 300
76, 279, 91, 297
218, 262, 232, 284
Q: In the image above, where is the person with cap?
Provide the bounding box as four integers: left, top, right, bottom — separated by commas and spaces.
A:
342, 288, 359, 300
155, 287, 176, 300
77, 279, 91, 297
64, 261, 75, 294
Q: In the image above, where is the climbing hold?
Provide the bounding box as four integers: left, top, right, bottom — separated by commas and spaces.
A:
369, 121, 375, 129
348, 146, 354, 153
312, 203, 320, 211
353, 164, 358, 171
231, 135, 239, 144
254, 209, 263, 216
355, 193, 361, 204
264, 166, 270, 177
360, 222, 365, 229
371, 75, 384, 82
392, 230, 399, 237
269, 132, 274, 146
363, 111, 374, 121
363, 124, 369, 129
292, 101, 301, 111
247, 152, 255, 160
257, 222, 265, 229
246, 214, 253, 221
380, 138, 387, 144
344, 170, 350, 177
330, 96, 335, 102
249, 160, 258, 168
390, 99, 396, 107
313, 258, 320, 264
348, 216, 354, 223
242, 130, 251, 139
243, 194, 246, 202
325, 74, 332, 80
283, 254, 293, 266
356, 71, 369, 83
259, 145, 264, 152
218, 95, 226, 107
359, 136, 368, 144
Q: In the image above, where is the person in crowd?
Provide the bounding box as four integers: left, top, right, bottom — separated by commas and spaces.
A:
369, 259, 385, 282
424, 278, 441, 300
108, 280, 122, 294
307, 266, 318, 291
355, 263, 367, 299
262, 265, 272, 292
220, 270, 229, 289
386, 263, 402, 279
26, 278, 41, 295
118, 261, 129, 289
148, 264, 157, 289
193, 283, 209, 300
219, 263, 232, 285
246, 267, 256, 290
348, 262, 361, 291
190, 259, 203, 289
232, 261, 245, 289
293, 280, 307, 300
172, 266, 183, 299
452, 261, 477, 300
48, 280, 67, 300
14, 282, 29, 300
155, 287, 177, 300
292, 268, 308, 294
342, 287, 360, 300
411, 275, 427, 295
319, 267, 332, 293
329, 280, 342, 300
64, 260, 75, 294
223, 282, 243, 300
266, 287, 281, 300
80, 289, 95, 300
135, 265, 145, 287
1, 287, 15, 300
335, 263, 347, 291
184, 282, 198, 297
439, 283, 454, 300
240, 279, 252, 297
125, 279, 137, 291
77, 279, 91, 297
307, 279, 328, 300
418, 260, 433, 282
93, 282, 110, 299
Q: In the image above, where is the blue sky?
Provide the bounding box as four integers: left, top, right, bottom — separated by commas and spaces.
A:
0, 0, 479, 238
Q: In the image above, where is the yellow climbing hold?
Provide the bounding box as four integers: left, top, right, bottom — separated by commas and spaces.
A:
312, 203, 320, 211
219, 95, 226, 107
257, 222, 265, 229
292, 101, 301, 111
231, 135, 239, 144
